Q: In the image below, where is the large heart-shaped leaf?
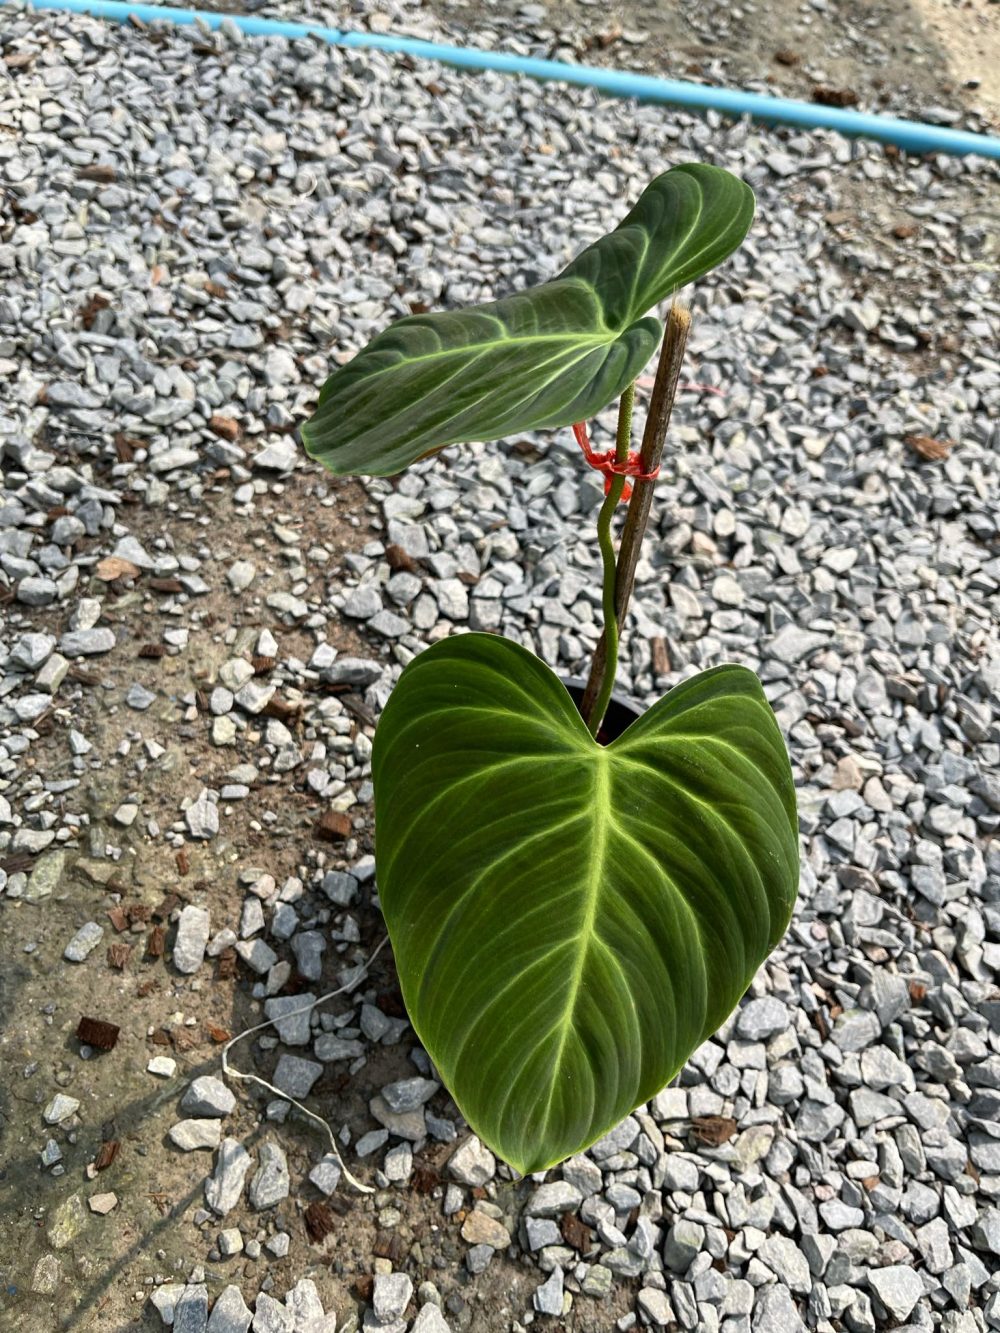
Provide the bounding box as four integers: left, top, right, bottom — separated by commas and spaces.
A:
373, 634, 799, 1174
302, 163, 754, 477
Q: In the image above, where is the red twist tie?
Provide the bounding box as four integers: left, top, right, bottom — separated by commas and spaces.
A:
572, 421, 659, 503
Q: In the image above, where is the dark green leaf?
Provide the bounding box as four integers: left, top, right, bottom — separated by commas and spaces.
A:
373, 634, 798, 1174
303, 163, 754, 476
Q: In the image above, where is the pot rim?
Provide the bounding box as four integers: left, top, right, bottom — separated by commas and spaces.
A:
561, 675, 643, 722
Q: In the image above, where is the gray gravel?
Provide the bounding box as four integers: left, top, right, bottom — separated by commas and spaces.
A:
1, 1, 997, 1331
248, 1141, 290, 1210
205, 1139, 253, 1218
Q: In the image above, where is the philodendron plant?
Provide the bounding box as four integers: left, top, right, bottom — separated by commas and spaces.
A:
302, 164, 799, 1176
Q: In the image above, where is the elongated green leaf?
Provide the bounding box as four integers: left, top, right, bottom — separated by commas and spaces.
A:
373, 634, 798, 1174
303, 163, 754, 477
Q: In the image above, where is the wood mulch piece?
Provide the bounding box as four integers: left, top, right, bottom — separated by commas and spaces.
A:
812, 85, 859, 106
106, 906, 129, 933
79, 293, 111, 329
209, 415, 240, 441
0, 852, 34, 876
904, 433, 951, 461
94, 1141, 120, 1171
560, 1212, 592, 1253
76, 1016, 121, 1050
689, 1115, 738, 1146
385, 543, 417, 572
113, 433, 138, 463
315, 811, 351, 842
410, 1163, 441, 1194
77, 164, 116, 183
262, 696, 303, 725
304, 1201, 336, 1243
216, 949, 238, 980
106, 942, 132, 970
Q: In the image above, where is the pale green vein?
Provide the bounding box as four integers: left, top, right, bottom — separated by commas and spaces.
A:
538, 752, 611, 1136
303, 163, 754, 478
607, 813, 710, 977
338, 332, 619, 452
440, 936, 575, 1082
371, 609, 796, 1174
413, 809, 592, 1000
335, 326, 611, 384
619, 752, 782, 902
381, 751, 569, 853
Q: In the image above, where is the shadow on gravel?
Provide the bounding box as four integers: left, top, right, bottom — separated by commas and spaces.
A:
3, 918, 405, 1332
1, 1044, 232, 1330
0, 473, 392, 1331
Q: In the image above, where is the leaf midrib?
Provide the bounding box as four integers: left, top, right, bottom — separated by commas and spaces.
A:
540, 748, 610, 1132
341, 327, 616, 387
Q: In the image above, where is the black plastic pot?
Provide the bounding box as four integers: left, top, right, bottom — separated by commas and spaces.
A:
563, 678, 642, 745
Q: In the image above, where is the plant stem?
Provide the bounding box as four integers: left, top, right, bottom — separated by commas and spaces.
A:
581, 303, 692, 730
586, 381, 634, 737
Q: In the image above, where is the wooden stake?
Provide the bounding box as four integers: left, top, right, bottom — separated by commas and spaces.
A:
581, 304, 692, 722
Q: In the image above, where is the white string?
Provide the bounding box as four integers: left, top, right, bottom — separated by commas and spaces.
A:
221, 935, 391, 1195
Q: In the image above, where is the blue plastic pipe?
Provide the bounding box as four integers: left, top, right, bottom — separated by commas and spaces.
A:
18, 0, 1000, 161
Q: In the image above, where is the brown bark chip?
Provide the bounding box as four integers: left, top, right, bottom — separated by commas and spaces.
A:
76, 1017, 121, 1050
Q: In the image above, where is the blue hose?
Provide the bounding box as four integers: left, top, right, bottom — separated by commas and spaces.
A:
17, 0, 1000, 160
